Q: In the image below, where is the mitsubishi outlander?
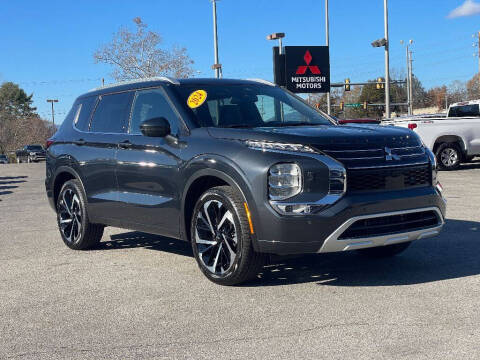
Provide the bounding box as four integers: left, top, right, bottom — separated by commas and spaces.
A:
45, 77, 446, 285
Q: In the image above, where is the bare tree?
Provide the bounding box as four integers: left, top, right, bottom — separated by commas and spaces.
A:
94, 17, 195, 81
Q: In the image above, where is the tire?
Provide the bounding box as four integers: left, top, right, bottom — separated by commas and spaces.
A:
190, 186, 265, 286
435, 142, 462, 170
357, 241, 412, 258
16, 158, 20, 164
27, 157, 31, 163
56, 179, 104, 250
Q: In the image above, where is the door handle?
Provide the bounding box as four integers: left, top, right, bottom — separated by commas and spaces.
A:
73, 139, 86, 146
118, 140, 132, 149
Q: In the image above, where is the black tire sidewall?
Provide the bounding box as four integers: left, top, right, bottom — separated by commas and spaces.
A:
436, 143, 462, 170
190, 188, 247, 283
56, 179, 89, 250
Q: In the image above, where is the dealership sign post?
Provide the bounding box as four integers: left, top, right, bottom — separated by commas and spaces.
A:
273, 46, 330, 94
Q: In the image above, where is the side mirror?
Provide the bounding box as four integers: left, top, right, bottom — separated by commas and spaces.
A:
140, 117, 171, 137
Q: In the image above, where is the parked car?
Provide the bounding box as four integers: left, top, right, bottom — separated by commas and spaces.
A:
45, 77, 446, 285
384, 100, 480, 170
15, 144, 46, 163
0, 154, 8, 164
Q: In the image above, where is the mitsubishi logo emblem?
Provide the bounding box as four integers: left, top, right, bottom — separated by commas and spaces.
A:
385, 147, 401, 161
296, 50, 321, 75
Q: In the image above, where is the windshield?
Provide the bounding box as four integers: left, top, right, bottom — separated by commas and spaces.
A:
0, 155, 7, 159
173, 84, 334, 128
27, 145, 43, 151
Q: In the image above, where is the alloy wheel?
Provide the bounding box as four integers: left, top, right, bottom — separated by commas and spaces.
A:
194, 199, 238, 276
58, 188, 82, 244
440, 148, 458, 167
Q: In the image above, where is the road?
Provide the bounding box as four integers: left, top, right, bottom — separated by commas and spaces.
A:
1, 162, 480, 359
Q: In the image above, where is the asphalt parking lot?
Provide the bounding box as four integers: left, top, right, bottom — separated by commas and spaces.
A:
1, 162, 480, 359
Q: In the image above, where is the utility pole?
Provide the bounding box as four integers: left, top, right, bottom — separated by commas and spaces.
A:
325, 0, 331, 115
46, 99, 58, 127
409, 50, 414, 114
211, 0, 222, 78
384, 0, 391, 119
401, 40, 413, 115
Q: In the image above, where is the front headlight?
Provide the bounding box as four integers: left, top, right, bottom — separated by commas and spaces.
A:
245, 140, 317, 154
268, 163, 302, 200
29, 152, 35, 156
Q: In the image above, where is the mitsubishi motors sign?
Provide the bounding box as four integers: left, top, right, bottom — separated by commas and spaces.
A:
284, 46, 330, 93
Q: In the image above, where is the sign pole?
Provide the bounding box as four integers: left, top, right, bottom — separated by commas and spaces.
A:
325, 0, 331, 115
384, 0, 391, 119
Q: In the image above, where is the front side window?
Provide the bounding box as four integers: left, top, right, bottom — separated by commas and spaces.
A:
90, 92, 133, 133
173, 84, 334, 128
129, 88, 179, 135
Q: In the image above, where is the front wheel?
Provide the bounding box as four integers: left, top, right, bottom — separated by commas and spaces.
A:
57, 179, 104, 250
436, 142, 462, 170
191, 186, 265, 286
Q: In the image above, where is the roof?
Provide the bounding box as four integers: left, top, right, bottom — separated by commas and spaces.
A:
80, 77, 275, 99
450, 99, 480, 107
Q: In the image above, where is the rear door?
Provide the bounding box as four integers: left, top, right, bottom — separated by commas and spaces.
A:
78, 91, 134, 222
114, 87, 184, 237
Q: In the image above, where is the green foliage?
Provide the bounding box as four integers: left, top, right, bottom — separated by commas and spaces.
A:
0, 82, 37, 117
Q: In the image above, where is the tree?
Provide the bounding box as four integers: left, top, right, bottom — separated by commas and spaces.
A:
0, 82, 36, 117
94, 17, 195, 81
0, 82, 53, 154
425, 86, 447, 110
466, 73, 480, 100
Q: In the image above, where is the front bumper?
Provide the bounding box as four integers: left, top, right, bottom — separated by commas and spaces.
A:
254, 186, 446, 255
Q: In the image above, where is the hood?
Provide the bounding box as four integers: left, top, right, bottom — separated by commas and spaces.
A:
207, 125, 428, 168
207, 125, 421, 149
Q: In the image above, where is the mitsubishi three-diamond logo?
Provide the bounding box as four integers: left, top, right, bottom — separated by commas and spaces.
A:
384, 147, 401, 161
296, 50, 321, 75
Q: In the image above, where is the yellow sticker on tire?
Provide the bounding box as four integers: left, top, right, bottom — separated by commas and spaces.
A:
187, 90, 207, 109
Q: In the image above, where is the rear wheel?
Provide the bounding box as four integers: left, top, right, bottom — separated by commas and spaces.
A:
436, 142, 462, 170
191, 186, 265, 286
56, 179, 104, 250
357, 241, 412, 258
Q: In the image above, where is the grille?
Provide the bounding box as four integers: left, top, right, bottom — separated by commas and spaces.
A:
347, 165, 431, 192
338, 210, 439, 240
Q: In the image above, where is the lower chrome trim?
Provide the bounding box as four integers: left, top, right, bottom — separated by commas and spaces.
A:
318, 207, 444, 253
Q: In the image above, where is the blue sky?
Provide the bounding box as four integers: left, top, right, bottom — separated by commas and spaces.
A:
0, 0, 479, 123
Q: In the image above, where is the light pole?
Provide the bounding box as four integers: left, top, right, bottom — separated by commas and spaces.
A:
46, 99, 58, 127
325, 0, 331, 115
371, 0, 391, 119
211, 0, 222, 78
267, 32, 285, 54
401, 39, 413, 115
383, 0, 390, 119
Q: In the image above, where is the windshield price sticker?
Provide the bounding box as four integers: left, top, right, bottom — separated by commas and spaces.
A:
187, 90, 208, 109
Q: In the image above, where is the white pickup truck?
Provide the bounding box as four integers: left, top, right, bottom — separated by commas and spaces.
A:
384, 100, 480, 170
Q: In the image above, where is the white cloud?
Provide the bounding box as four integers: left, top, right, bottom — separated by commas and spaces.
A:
448, 0, 480, 18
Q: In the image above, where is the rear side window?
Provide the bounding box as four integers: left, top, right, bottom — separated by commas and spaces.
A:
90, 92, 133, 133
74, 96, 97, 131
449, 104, 479, 117
129, 88, 179, 135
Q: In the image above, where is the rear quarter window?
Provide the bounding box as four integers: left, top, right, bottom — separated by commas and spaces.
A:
74, 96, 98, 131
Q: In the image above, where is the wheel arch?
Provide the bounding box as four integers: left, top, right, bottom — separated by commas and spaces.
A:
180, 156, 259, 250
433, 135, 467, 155
52, 166, 86, 208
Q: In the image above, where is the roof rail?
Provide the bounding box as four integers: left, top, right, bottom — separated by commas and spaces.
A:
88, 76, 180, 92
246, 78, 277, 87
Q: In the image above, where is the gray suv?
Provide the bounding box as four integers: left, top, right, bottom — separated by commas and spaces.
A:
45, 77, 446, 285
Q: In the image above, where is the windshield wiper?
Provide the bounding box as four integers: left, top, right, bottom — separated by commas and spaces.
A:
280, 122, 316, 127
222, 124, 255, 128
